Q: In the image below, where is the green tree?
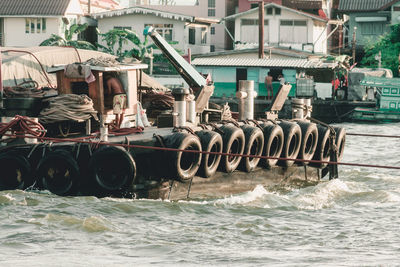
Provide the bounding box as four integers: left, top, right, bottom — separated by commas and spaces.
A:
39, 23, 96, 50
96, 28, 156, 60
361, 24, 400, 76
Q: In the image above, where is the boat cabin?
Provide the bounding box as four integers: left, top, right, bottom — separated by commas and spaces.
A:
47, 62, 147, 127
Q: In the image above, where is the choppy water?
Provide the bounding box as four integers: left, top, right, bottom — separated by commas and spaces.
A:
1, 123, 400, 266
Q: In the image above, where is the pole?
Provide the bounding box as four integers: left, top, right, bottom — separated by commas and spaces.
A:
0, 45, 3, 108
338, 23, 342, 55
258, 1, 264, 59
352, 26, 357, 65
88, 0, 91, 15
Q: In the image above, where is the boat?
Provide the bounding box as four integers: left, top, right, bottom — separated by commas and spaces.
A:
350, 76, 400, 122
0, 27, 346, 200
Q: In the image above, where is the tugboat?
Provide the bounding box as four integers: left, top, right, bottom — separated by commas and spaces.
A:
350, 76, 400, 122
0, 27, 346, 200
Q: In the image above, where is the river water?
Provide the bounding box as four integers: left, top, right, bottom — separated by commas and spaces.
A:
1, 123, 400, 266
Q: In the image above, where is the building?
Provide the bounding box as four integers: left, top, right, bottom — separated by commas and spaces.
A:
80, 0, 123, 14
92, 6, 217, 55
0, 0, 84, 47
338, 0, 400, 49
223, 3, 329, 54
127, 0, 236, 52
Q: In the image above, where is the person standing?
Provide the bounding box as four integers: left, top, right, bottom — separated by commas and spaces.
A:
104, 74, 127, 129
265, 72, 273, 100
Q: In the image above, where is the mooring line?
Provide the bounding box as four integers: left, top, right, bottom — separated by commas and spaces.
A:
347, 133, 400, 139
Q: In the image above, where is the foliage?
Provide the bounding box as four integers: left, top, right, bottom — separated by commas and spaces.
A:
361, 24, 400, 76
39, 23, 96, 50
97, 29, 157, 60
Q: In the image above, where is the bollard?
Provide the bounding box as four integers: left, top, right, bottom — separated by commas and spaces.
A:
236, 80, 257, 120
187, 94, 196, 124
292, 98, 312, 120
172, 88, 190, 127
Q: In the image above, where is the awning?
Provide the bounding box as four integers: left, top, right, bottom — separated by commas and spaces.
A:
355, 17, 387, 22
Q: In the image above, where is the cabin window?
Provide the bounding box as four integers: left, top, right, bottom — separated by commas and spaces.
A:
240, 19, 269, 44
25, 18, 47, 34
189, 28, 196, 44
279, 20, 307, 43
201, 28, 207, 44
210, 45, 215, 52
144, 24, 173, 41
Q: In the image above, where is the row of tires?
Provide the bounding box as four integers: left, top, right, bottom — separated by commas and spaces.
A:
0, 121, 346, 196
159, 121, 346, 182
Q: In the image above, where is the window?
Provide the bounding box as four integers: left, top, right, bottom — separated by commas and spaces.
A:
210, 26, 215, 35
201, 28, 207, 44
144, 24, 173, 41
25, 18, 46, 34
275, 8, 281, 15
210, 45, 215, 52
208, 8, 216, 16
266, 7, 273, 15
266, 7, 281, 15
240, 19, 269, 43
251, 3, 258, 9
189, 28, 196, 44
208, 0, 215, 17
279, 20, 307, 43
361, 22, 384, 35
114, 26, 132, 31
394, 6, 400, 11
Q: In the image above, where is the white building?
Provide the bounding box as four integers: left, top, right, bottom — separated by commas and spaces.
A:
92, 6, 218, 55
0, 0, 84, 47
224, 2, 329, 54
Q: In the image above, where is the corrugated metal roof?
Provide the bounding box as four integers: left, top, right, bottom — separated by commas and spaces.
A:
191, 57, 334, 69
338, 0, 397, 11
0, 0, 73, 16
91, 6, 194, 21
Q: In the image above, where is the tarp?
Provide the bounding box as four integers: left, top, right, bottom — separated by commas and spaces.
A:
1, 46, 116, 88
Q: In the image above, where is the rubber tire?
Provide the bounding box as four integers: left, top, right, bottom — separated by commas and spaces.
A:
260, 122, 284, 168
334, 127, 346, 162
0, 152, 32, 190
164, 132, 202, 181
196, 130, 223, 178
310, 125, 330, 169
218, 125, 245, 173
36, 150, 80, 196
239, 125, 264, 172
296, 121, 318, 165
278, 121, 302, 167
89, 146, 136, 192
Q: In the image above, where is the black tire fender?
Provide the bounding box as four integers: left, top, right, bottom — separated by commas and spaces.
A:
278, 121, 302, 167
89, 146, 136, 192
218, 125, 245, 173
0, 152, 32, 190
196, 130, 223, 178
239, 124, 264, 172
164, 132, 202, 181
296, 121, 318, 165
260, 122, 284, 168
333, 127, 346, 162
310, 125, 330, 168
36, 150, 80, 196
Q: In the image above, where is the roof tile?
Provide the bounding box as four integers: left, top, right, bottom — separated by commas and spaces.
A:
0, 0, 72, 16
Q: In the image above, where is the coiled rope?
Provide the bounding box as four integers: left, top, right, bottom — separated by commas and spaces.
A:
0, 115, 46, 138
39, 94, 99, 124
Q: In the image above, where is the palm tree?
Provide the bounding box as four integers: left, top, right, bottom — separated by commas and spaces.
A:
40, 23, 96, 50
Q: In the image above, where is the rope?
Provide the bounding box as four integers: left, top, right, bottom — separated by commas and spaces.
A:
39, 94, 99, 124
0, 115, 46, 138
3, 133, 400, 171
3, 81, 45, 98
347, 133, 400, 139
